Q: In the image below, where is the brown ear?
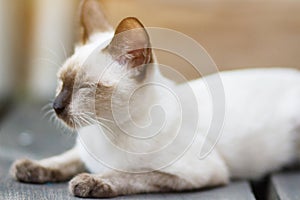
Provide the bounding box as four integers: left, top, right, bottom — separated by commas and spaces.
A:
79, 0, 112, 44
107, 17, 152, 68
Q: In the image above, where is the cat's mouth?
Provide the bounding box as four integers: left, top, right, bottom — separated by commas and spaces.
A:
61, 115, 72, 125
54, 109, 76, 129
54, 108, 95, 130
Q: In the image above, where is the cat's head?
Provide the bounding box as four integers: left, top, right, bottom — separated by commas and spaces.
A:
53, 0, 155, 129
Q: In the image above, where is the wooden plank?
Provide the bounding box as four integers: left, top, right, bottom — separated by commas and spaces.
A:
0, 176, 78, 200
0, 173, 255, 200
268, 172, 300, 200
0, 104, 76, 160
0, 157, 12, 178
115, 181, 256, 200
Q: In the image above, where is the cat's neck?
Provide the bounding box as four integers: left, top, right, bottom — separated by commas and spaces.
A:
120, 64, 175, 123
101, 64, 178, 139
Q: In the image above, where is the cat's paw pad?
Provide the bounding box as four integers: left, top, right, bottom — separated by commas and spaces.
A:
69, 173, 116, 198
10, 158, 58, 183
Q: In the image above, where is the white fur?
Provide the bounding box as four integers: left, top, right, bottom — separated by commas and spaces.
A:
67, 33, 300, 186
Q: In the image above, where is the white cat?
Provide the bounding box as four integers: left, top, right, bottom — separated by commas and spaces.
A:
11, 0, 300, 198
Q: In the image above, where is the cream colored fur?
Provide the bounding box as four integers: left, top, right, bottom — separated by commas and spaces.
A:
73, 32, 300, 182
10, 2, 300, 197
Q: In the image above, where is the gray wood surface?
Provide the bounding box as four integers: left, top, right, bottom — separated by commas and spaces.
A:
268, 172, 300, 200
0, 104, 258, 199
0, 104, 76, 161
0, 174, 255, 200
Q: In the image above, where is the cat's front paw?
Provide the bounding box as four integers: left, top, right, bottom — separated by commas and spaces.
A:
69, 173, 117, 198
10, 158, 60, 183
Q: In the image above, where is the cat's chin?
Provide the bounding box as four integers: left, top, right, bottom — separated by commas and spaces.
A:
55, 114, 77, 130
62, 120, 76, 130
58, 116, 93, 131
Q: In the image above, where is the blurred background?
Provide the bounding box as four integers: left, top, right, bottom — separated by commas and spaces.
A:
0, 0, 300, 106
0, 1, 299, 198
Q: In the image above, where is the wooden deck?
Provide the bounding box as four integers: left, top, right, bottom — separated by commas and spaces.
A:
0, 104, 299, 200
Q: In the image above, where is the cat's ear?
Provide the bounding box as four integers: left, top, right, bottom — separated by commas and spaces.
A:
79, 0, 112, 44
106, 17, 152, 69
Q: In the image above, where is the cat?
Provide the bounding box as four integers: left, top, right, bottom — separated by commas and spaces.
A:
10, 0, 300, 198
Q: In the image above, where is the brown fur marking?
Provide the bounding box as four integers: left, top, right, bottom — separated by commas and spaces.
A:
107, 17, 153, 82
68, 171, 193, 198
114, 17, 147, 35
10, 149, 86, 183
79, 0, 112, 44
10, 159, 64, 183
69, 173, 117, 198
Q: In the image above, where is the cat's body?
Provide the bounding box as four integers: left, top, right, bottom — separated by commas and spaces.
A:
77, 67, 300, 180
10, 0, 300, 198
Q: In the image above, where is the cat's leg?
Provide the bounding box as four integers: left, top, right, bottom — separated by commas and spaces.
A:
69, 153, 229, 198
10, 147, 85, 183
69, 171, 193, 198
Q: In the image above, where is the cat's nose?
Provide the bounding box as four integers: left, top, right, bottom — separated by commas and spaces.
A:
53, 87, 71, 115
53, 101, 65, 115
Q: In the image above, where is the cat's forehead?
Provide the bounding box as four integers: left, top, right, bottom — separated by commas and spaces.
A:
58, 32, 124, 85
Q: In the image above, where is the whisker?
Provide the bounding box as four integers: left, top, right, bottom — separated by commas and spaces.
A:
79, 113, 116, 140
43, 109, 54, 119
32, 58, 62, 69
40, 46, 61, 60
97, 117, 114, 123
41, 103, 52, 112
66, 111, 117, 142
59, 40, 68, 60
50, 113, 56, 124
80, 111, 114, 123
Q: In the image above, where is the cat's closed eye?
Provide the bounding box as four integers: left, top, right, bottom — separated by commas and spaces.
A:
75, 83, 96, 90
